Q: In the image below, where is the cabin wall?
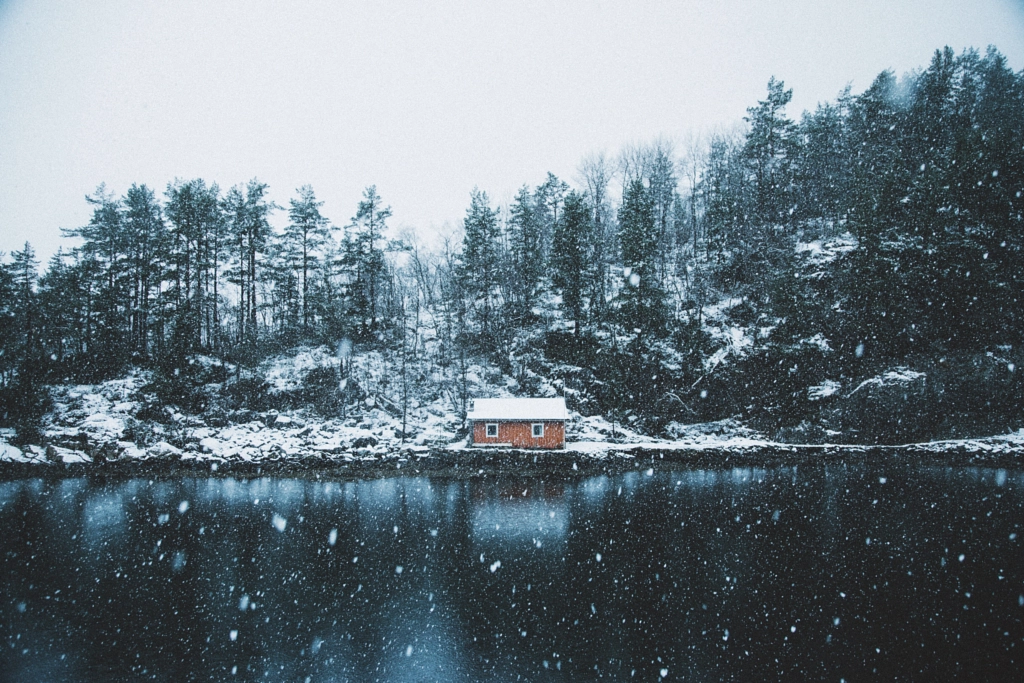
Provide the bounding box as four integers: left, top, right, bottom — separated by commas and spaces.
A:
472, 421, 565, 449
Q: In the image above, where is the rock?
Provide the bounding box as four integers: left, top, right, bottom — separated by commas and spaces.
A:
199, 437, 220, 454
0, 442, 25, 462
230, 410, 257, 423
93, 441, 123, 461
117, 441, 147, 459
46, 445, 90, 464
148, 441, 183, 459
351, 436, 378, 449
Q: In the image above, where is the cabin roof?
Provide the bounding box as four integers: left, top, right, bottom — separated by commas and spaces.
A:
467, 397, 567, 421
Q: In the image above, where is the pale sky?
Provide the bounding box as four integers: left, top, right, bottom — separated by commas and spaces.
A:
1, 0, 1023, 262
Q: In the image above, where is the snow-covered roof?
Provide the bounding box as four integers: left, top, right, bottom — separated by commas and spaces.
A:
467, 398, 567, 422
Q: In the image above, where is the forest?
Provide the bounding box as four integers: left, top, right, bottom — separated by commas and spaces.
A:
1, 46, 1022, 447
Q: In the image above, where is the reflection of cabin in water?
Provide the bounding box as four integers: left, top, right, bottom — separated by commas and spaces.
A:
467, 398, 567, 450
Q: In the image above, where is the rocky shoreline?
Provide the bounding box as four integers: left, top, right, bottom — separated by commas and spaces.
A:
2, 439, 1022, 480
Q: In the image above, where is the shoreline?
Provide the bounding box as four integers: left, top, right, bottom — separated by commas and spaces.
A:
2, 441, 1022, 480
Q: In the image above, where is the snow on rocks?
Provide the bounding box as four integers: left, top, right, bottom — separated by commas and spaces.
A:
261, 346, 338, 393
848, 367, 927, 397
46, 445, 91, 464
2, 340, 1022, 468
808, 380, 841, 401
147, 441, 183, 459
796, 232, 857, 265
900, 429, 1024, 455
0, 441, 28, 463
801, 334, 832, 353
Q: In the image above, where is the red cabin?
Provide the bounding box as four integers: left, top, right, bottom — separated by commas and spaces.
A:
467, 398, 567, 450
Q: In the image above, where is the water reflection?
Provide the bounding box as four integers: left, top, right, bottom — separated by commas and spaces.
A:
1, 464, 1022, 681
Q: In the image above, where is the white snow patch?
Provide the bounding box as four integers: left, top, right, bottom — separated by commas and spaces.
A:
802, 334, 832, 352
0, 441, 28, 463
797, 233, 857, 265
148, 441, 183, 459
849, 368, 926, 396
49, 446, 90, 464
261, 346, 339, 393
808, 380, 841, 401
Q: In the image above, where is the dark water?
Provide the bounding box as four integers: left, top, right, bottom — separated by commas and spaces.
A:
1, 464, 1022, 682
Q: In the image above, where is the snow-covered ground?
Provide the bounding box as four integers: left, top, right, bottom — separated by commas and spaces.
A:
3, 366, 1022, 468
0, 310, 1022, 468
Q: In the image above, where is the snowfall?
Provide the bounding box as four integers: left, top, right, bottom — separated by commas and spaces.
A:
3, 233, 1023, 469
1, 343, 1022, 469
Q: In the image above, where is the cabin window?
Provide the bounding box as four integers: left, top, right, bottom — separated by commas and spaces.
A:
532, 423, 544, 438
486, 423, 498, 438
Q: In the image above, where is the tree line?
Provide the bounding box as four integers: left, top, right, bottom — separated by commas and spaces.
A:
2, 46, 1022, 442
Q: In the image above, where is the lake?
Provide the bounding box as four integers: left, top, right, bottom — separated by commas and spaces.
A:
1, 463, 1021, 681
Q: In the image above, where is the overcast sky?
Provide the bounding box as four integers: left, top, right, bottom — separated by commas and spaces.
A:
1, 0, 1023, 262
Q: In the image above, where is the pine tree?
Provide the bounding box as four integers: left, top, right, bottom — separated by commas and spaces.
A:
534, 173, 568, 264
224, 179, 275, 345
122, 184, 166, 358
10, 242, 38, 343
796, 97, 851, 232
165, 179, 224, 351
846, 69, 908, 246
347, 186, 391, 338
35, 250, 82, 373
458, 188, 501, 342
1, 243, 49, 439
579, 152, 615, 320
507, 185, 545, 318
646, 141, 678, 285
286, 185, 331, 335
550, 191, 593, 337
618, 179, 666, 334
744, 77, 797, 226
62, 185, 132, 377
0, 254, 19, 386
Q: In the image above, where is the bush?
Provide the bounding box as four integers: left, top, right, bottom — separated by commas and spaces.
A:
302, 367, 342, 416
222, 375, 273, 412
146, 362, 208, 414
1, 375, 51, 446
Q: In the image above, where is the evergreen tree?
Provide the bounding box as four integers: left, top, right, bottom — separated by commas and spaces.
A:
700, 131, 749, 260
62, 185, 132, 377
618, 179, 666, 334
346, 186, 391, 338
122, 184, 166, 358
550, 190, 593, 337
224, 179, 275, 344
286, 185, 331, 334
579, 152, 615, 320
846, 69, 908, 245
10, 242, 38, 348
35, 250, 82, 373
165, 179, 223, 351
0, 244, 48, 441
795, 97, 851, 232
458, 188, 501, 342
534, 173, 568, 264
744, 77, 797, 225
0, 254, 19, 387
507, 185, 545, 317
646, 141, 679, 285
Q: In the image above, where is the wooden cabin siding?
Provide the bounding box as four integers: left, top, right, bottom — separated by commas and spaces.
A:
472, 420, 565, 449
